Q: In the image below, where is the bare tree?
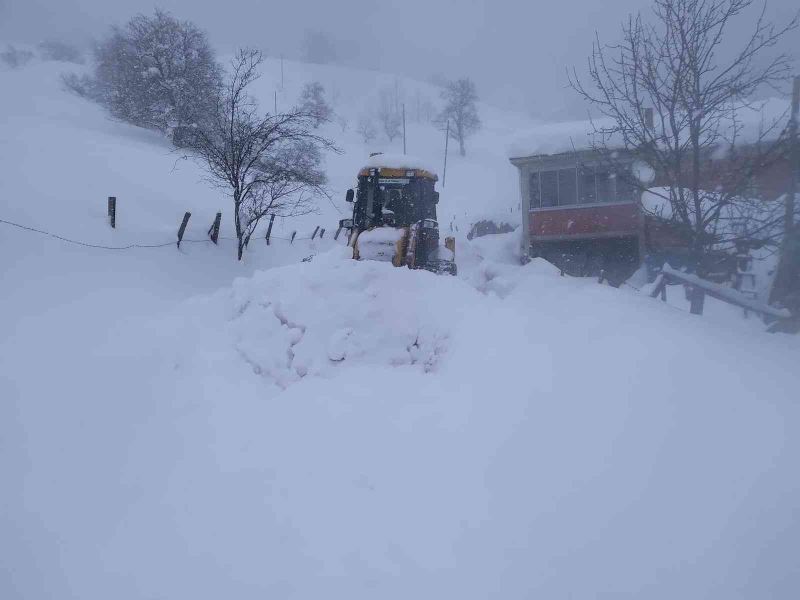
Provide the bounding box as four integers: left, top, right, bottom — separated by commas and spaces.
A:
336, 113, 349, 133
184, 49, 337, 260
376, 87, 401, 142
92, 9, 222, 143
356, 114, 377, 144
570, 0, 797, 313
435, 78, 481, 156
298, 81, 333, 128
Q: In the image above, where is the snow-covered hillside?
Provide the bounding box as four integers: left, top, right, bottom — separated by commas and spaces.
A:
2, 55, 799, 599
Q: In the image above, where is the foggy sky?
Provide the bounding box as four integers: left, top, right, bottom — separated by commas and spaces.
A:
2, 0, 798, 118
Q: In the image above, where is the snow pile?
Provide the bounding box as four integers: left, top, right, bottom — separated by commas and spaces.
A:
149, 248, 463, 390
354, 226, 405, 262
460, 230, 528, 297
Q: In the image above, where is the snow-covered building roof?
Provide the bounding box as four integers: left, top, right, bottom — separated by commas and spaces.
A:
506, 119, 611, 160
507, 97, 790, 160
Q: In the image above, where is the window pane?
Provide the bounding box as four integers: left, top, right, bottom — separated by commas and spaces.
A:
596, 170, 616, 203
540, 171, 558, 207
615, 171, 636, 203
558, 168, 577, 205
529, 172, 540, 208
578, 166, 596, 204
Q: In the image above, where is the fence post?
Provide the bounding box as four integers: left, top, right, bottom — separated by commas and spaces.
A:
265, 214, 275, 245
177, 212, 191, 248
208, 212, 221, 244
598, 269, 605, 284
689, 287, 705, 315
311, 226, 320, 240
442, 119, 449, 187
319, 228, 326, 239
334, 226, 343, 240
290, 231, 297, 244
108, 196, 116, 229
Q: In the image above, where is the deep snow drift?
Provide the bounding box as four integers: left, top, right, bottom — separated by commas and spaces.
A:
2, 53, 799, 600
4, 243, 799, 599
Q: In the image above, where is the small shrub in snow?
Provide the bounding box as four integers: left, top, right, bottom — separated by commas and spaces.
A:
61, 72, 99, 100
1, 45, 34, 69
336, 113, 349, 133
356, 114, 377, 144
298, 81, 333, 128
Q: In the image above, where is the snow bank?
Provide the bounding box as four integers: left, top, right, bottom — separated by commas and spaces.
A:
150, 248, 466, 389
3, 245, 799, 600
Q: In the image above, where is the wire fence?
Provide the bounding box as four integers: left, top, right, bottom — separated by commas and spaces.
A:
0, 217, 336, 252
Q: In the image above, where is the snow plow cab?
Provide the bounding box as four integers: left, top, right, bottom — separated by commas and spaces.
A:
339, 154, 457, 276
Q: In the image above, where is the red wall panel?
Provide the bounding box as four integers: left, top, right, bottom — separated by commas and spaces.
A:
530, 204, 641, 239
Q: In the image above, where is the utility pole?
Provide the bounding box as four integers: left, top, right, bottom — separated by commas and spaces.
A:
786, 76, 799, 233
770, 75, 800, 311
274, 90, 278, 115
442, 119, 450, 187
402, 103, 406, 155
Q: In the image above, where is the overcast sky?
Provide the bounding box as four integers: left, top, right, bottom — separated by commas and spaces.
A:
2, 0, 798, 118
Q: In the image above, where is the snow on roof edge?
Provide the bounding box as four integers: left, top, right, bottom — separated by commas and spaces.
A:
507, 97, 790, 161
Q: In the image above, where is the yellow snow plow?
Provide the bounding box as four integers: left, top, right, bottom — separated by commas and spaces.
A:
338, 155, 457, 275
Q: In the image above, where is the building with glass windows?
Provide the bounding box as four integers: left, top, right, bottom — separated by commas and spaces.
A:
509, 142, 794, 284
509, 148, 647, 281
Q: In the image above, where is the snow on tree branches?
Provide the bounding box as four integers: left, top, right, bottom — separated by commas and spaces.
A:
89, 9, 222, 144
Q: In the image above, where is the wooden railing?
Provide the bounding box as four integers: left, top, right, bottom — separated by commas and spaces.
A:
650, 265, 795, 331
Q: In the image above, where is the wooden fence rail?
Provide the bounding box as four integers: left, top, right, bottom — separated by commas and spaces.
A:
650, 265, 793, 323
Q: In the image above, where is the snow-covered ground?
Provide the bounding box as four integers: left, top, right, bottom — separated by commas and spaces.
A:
2, 54, 799, 599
